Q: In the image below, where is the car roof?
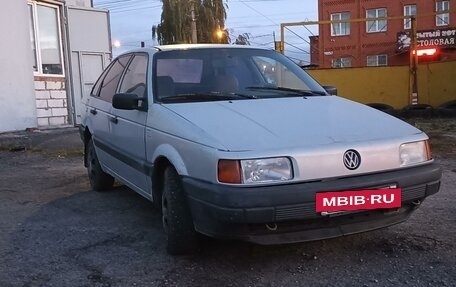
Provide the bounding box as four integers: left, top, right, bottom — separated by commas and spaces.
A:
154, 44, 261, 51
117, 44, 267, 56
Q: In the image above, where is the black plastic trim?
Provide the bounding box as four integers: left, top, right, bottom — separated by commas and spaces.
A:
93, 138, 153, 176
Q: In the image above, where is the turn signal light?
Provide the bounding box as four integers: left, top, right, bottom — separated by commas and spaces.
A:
218, 160, 241, 184
425, 140, 432, 160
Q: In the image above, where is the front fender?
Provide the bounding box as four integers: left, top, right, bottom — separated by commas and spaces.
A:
151, 144, 188, 176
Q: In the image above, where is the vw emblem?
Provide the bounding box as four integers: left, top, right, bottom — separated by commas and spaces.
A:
343, 150, 361, 170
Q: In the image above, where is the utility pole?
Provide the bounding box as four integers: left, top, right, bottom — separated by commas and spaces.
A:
410, 16, 419, 105
190, 0, 198, 44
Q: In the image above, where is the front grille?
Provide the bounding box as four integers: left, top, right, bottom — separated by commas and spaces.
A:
271, 184, 427, 221
402, 185, 426, 202
275, 203, 315, 221
250, 208, 409, 235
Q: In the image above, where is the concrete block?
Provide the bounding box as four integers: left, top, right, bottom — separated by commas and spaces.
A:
34, 81, 46, 90
50, 90, 67, 99
36, 99, 48, 108
46, 81, 62, 90
51, 108, 68, 117
49, 116, 66, 126
35, 90, 50, 99
48, 99, 64, 108
37, 117, 49, 126
63, 99, 67, 107
36, 108, 52, 118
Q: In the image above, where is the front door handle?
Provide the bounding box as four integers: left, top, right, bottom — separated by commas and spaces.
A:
109, 116, 118, 124
90, 108, 97, 115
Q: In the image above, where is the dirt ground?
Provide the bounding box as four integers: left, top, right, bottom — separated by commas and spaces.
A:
0, 118, 455, 287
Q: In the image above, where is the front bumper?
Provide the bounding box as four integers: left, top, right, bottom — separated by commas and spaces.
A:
182, 163, 441, 244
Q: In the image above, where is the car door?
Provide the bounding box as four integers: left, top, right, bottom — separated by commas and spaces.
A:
88, 55, 132, 171
109, 53, 149, 197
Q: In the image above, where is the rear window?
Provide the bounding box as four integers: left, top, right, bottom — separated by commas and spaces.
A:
157, 59, 203, 83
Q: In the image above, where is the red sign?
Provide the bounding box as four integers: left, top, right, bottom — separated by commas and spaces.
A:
316, 189, 402, 213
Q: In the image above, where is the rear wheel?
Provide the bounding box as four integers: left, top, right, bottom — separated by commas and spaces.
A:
162, 166, 198, 255
86, 139, 114, 191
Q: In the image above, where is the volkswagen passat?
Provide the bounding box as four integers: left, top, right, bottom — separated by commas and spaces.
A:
79, 44, 441, 254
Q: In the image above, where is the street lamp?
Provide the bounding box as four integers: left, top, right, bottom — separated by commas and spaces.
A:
215, 28, 225, 43
113, 40, 121, 48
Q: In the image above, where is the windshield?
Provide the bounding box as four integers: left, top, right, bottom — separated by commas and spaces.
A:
153, 48, 327, 103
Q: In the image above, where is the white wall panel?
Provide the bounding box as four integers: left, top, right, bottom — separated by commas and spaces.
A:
0, 1, 37, 132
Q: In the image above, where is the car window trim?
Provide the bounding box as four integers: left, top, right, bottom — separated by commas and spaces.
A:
97, 54, 133, 103
118, 52, 150, 106
90, 59, 116, 98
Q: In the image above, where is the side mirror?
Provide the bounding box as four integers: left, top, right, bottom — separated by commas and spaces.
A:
322, 85, 337, 96
112, 93, 146, 110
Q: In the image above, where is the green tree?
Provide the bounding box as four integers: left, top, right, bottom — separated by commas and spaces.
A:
234, 32, 251, 45
152, 0, 229, 44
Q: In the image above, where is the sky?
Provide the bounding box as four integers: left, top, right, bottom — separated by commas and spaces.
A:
92, 0, 319, 63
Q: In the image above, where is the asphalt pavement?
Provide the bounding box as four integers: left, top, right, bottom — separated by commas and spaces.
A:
0, 127, 82, 152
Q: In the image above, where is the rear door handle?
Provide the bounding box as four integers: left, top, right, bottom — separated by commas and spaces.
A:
89, 108, 97, 115
109, 116, 118, 124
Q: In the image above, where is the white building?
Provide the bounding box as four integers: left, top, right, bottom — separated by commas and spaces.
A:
0, 0, 111, 133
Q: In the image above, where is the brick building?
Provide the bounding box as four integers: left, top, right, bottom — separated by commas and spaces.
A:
0, 0, 111, 133
310, 0, 456, 68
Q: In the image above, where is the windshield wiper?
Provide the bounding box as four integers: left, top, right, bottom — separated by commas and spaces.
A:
245, 86, 327, 97
160, 92, 256, 103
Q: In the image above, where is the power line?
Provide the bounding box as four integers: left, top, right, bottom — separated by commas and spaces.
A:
285, 41, 309, 54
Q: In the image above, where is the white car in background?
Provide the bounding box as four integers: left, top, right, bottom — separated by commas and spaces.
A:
79, 45, 442, 254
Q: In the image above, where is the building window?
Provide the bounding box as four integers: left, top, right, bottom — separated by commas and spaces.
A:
28, 2, 64, 76
331, 12, 350, 36
367, 55, 388, 67
404, 5, 417, 29
436, 1, 450, 26
366, 8, 387, 33
332, 57, 352, 68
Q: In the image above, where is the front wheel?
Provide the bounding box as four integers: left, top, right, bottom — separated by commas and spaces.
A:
86, 139, 114, 191
162, 166, 198, 255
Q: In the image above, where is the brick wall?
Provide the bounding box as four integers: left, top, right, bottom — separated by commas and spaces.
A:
316, 0, 456, 68
34, 77, 69, 127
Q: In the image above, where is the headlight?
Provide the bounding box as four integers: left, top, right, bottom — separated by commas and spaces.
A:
400, 140, 431, 166
218, 157, 293, 184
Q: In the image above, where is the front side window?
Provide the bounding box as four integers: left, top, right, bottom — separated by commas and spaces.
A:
367, 55, 388, 67
331, 12, 350, 36
119, 54, 148, 98
98, 56, 131, 103
366, 8, 387, 33
332, 57, 352, 68
404, 4, 417, 29
28, 2, 64, 75
436, 1, 450, 26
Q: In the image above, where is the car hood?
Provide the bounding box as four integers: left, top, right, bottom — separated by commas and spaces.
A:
164, 96, 423, 151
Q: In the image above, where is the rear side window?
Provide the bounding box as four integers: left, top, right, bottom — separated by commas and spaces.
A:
119, 54, 148, 98
98, 55, 131, 103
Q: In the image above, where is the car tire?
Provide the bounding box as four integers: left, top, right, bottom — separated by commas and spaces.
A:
437, 100, 456, 117
367, 103, 396, 116
162, 166, 198, 255
86, 139, 114, 191
401, 104, 434, 118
